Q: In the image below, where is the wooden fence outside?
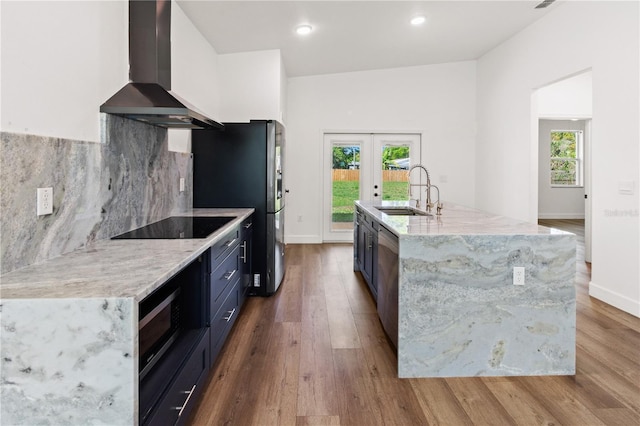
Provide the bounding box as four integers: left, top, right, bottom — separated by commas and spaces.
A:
332, 169, 409, 182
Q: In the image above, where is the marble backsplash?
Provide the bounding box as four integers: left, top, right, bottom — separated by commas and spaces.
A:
0, 115, 193, 274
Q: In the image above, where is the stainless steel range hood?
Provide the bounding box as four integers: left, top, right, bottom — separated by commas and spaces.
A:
100, 0, 222, 130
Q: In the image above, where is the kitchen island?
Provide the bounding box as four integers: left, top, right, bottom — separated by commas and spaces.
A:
0, 208, 253, 425
354, 200, 576, 378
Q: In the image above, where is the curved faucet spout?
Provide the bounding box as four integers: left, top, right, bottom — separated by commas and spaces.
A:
428, 184, 443, 215
407, 164, 432, 208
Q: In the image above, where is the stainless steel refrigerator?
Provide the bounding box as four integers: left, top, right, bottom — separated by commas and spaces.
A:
192, 120, 285, 296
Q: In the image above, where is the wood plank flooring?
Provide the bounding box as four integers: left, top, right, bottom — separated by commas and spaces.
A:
190, 220, 640, 425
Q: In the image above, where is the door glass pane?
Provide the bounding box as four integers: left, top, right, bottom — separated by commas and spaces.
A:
381, 144, 410, 200
331, 144, 360, 232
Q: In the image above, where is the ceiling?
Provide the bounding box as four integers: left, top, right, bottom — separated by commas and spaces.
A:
177, 1, 560, 77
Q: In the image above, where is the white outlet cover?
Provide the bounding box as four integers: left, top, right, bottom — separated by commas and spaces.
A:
513, 267, 525, 286
37, 187, 53, 216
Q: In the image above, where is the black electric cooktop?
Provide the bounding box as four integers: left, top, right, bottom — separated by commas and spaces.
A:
112, 216, 234, 239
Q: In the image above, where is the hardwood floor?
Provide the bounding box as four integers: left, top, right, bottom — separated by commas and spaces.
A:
190, 220, 640, 425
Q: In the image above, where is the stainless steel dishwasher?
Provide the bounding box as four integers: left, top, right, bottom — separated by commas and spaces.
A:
377, 224, 399, 349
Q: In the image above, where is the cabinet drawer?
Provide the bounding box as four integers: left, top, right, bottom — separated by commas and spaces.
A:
357, 209, 376, 228
144, 331, 209, 426
241, 217, 253, 232
210, 244, 240, 317
210, 227, 240, 265
210, 281, 240, 365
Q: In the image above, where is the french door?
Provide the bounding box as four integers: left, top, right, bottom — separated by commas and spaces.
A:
323, 133, 421, 242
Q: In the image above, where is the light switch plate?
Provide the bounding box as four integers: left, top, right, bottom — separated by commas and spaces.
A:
179, 177, 185, 192
618, 180, 635, 195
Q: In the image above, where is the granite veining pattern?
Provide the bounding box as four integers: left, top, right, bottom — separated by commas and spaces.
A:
0, 208, 253, 425
1, 298, 136, 425
0, 209, 253, 301
1, 114, 192, 274
356, 201, 577, 378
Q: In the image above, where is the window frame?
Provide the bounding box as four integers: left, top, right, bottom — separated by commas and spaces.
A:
549, 129, 584, 188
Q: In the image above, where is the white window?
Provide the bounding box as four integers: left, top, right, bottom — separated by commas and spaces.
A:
550, 130, 583, 187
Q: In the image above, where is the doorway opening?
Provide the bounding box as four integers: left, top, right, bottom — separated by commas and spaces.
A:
322, 133, 421, 242
535, 70, 592, 263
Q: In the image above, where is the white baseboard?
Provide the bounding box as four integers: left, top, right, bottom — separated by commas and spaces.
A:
589, 281, 640, 318
285, 235, 323, 244
538, 213, 585, 219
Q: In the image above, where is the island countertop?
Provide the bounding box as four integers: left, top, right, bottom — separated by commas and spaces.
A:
355, 200, 565, 236
0, 208, 254, 301
355, 200, 577, 378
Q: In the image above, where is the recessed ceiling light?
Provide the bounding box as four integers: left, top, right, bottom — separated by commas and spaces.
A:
296, 24, 313, 35
410, 16, 426, 26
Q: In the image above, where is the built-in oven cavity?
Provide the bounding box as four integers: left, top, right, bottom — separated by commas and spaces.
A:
139, 287, 181, 380
138, 255, 207, 425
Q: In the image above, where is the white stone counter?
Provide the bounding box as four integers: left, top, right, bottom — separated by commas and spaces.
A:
356, 200, 557, 236
356, 201, 577, 378
1, 208, 254, 300
0, 208, 253, 425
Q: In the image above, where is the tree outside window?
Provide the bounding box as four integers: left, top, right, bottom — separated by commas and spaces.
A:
550, 130, 583, 186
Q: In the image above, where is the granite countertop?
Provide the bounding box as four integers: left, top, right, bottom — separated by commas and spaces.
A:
356, 200, 565, 237
0, 208, 254, 301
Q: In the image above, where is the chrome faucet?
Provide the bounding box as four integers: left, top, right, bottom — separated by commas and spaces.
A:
408, 164, 431, 209
407, 164, 443, 215
430, 184, 443, 215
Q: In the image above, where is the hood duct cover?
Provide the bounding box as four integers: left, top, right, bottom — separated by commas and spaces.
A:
100, 0, 222, 130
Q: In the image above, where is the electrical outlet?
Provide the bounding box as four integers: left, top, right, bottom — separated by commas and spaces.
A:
513, 267, 525, 286
37, 187, 53, 216
179, 177, 185, 192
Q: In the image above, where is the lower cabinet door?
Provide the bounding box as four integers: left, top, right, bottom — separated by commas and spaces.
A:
210, 244, 240, 319
210, 280, 240, 366
144, 330, 210, 426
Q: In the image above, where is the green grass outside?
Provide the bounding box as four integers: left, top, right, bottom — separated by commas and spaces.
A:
332, 181, 409, 222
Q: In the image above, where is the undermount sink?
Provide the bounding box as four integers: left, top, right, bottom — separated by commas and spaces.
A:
375, 206, 430, 216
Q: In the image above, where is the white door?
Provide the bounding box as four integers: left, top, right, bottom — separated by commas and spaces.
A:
372, 134, 421, 203
323, 133, 421, 242
584, 119, 592, 262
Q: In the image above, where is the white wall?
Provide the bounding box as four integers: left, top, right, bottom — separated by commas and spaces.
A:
476, 1, 639, 316
1, 1, 127, 142
537, 71, 593, 119
538, 120, 586, 219
168, 1, 221, 152
0, 0, 221, 153
286, 61, 476, 243
218, 50, 286, 123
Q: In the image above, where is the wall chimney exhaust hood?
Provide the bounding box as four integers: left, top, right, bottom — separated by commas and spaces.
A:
100, 0, 222, 130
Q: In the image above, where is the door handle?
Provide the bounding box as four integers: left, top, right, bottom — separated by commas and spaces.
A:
240, 242, 247, 262
172, 384, 196, 418
225, 238, 237, 247
223, 307, 236, 322
223, 269, 237, 280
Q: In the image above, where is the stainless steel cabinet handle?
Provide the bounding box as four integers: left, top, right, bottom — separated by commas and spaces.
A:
367, 234, 372, 249
223, 269, 237, 280
172, 384, 196, 418
240, 241, 247, 262
225, 238, 237, 247
223, 307, 236, 322
243, 222, 252, 229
